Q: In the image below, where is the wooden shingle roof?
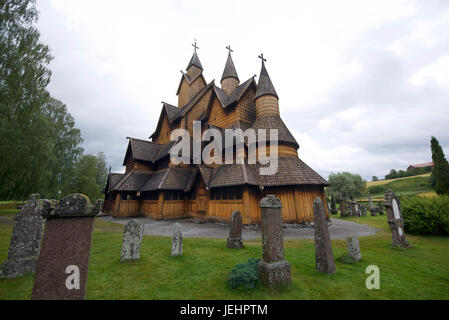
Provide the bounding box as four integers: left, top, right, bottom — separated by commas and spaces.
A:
221, 52, 239, 82
250, 115, 299, 149
251, 157, 329, 187
255, 61, 278, 100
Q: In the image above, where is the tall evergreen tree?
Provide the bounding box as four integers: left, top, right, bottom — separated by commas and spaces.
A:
430, 136, 449, 195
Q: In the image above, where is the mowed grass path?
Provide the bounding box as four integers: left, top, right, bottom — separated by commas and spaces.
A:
0, 209, 448, 300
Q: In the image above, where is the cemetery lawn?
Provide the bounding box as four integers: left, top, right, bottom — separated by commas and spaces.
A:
1, 209, 448, 300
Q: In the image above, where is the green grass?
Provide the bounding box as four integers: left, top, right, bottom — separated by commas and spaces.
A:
1, 209, 449, 299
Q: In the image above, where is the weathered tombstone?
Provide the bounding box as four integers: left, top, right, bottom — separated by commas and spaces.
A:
31, 193, 98, 300
227, 211, 243, 249
346, 235, 362, 262
340, 198, 348, 217
258, 195, 291, 288
121, 220, 144, 262
330, 196, 338, 215
368, 194, 377, 216
171, 223, 183, 257
313, 198, 336, 274
360, 205, 367, 216
384, 190, 410, 248
349, 201, 359, 217
0, 194, 45, 279
377, 201, 384, 215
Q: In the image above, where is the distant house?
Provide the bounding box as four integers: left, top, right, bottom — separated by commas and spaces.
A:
406, 162, 434, 171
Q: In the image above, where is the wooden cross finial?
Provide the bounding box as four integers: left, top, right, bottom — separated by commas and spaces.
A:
192, 39, 199, 52
258, 53, 266, 63
226, 45, 233, 54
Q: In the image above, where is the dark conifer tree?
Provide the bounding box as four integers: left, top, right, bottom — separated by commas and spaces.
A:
430, 136, 449, 195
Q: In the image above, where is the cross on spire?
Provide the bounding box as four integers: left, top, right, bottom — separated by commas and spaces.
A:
192, 39, 199, 52
258, 53, 266, 63
226, 45, 233, 54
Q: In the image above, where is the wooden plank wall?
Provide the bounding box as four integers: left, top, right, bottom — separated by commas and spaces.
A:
116, 200, 140, 217
207, 200, 244, 223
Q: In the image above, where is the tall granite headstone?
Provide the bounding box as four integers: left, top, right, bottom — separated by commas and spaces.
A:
171, 223, 183, 257
340, 198, 348, 217
121, 220, 144, 262
313, 197, 336, 274
330, 196, 338, 215
258, 195, 291, 288
31, 193, 97, 300
227, 211, 243, 249
346, 235, 362, 262
384, 190, 410, 248
0, 194, 45, 279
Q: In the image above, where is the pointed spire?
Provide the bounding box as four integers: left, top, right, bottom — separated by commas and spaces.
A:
221, 46, 239, 82
255, 54, 278, 100
186, 51, 203, 70
186, 39, 203, 70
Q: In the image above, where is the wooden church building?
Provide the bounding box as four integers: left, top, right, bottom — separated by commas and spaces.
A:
103, 44, 329, 224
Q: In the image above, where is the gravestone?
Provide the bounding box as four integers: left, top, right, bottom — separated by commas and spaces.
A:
384, 190, 410, 248
227, 211, 243, 249
0, 194, 45, 279
377, 201, 384, 215
313, 198, 336, 274
368, 194, 374, 209
368, 194, 377, 216
340, 198, 348, 217
121, 220, 144, 262
349, 201, 360, 217
31, 193, 97, 300
360, 205, 367, 216
330, 196, 338, 215
346, 235, 362, 262
258, 195, 291, 288
171, 223, 183, 257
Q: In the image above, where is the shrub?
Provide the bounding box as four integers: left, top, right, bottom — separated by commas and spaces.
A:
337, 254, 356, 264
401, 195, 449, 235
227, 258, 260, 291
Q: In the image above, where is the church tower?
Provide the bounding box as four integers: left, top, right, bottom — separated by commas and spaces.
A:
254, 54, 279, 118
220, 46, 239, 96
176, 41, 206, 107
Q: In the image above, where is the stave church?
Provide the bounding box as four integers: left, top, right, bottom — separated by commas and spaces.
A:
103, 43, 329, 224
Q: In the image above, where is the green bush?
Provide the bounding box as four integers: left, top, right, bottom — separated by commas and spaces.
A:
227, 258, 260, 291
337, 254, 356, 264
402, 195, 449, 235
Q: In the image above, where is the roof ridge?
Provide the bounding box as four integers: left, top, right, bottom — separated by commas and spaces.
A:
113, 168, 136, 191
158, 166, 172, 189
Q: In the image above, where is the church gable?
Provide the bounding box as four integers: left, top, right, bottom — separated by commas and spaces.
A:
236, 81, 257, 124
207, 94, 237, 129
183, 86, 213, 135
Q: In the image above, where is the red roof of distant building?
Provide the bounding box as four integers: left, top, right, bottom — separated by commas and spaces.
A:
407, 162, 434, 171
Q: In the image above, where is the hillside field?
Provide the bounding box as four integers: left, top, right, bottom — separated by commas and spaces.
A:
360, 173, 435, 201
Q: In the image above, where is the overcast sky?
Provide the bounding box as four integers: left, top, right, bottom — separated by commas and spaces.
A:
36, 0, 449, 181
